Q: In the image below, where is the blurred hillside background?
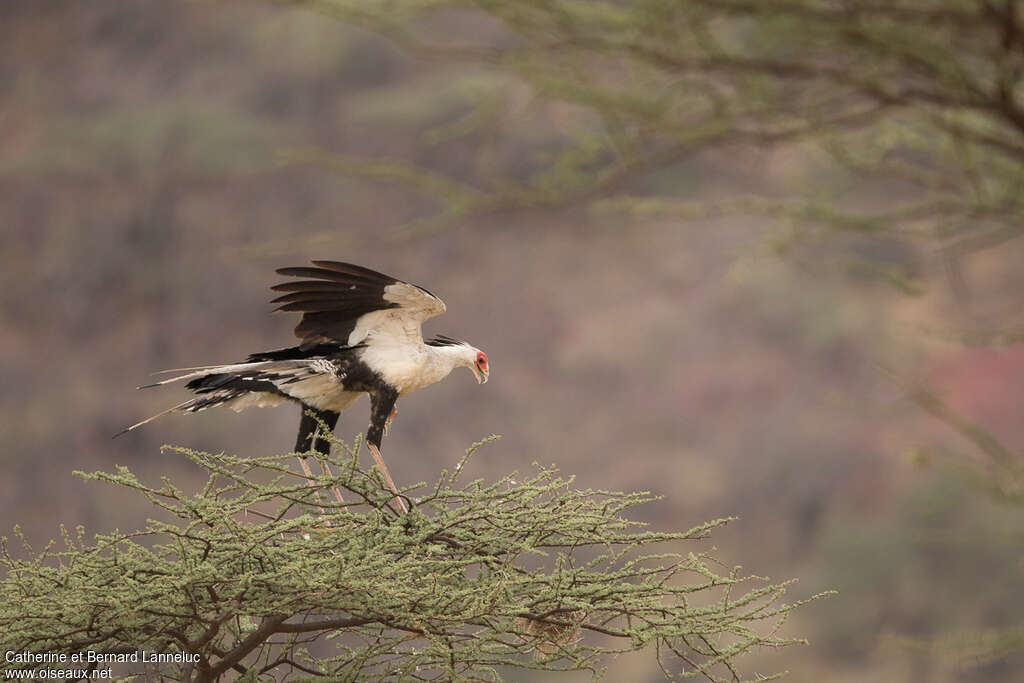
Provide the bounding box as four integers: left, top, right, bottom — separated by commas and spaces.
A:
4, 1, 1024, 681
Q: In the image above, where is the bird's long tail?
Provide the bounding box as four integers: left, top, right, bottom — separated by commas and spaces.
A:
112, 398, 199, 438
114, 359, 320, 438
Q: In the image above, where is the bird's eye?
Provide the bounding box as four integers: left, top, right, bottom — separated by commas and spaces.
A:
477, 352, 488, 367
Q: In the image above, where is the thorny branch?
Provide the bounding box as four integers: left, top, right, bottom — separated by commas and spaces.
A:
1, 436, 824, 682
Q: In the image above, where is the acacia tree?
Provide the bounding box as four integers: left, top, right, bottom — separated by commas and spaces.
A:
1, 437, 817, 682
286, 0, 1024, 311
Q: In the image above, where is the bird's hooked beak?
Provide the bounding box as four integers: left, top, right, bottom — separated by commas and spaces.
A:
472, 362, 489, 384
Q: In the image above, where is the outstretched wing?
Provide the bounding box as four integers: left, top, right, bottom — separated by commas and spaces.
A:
271, 261, 446, 349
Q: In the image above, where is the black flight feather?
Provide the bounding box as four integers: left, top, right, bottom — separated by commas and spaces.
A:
272, 262, 409, 348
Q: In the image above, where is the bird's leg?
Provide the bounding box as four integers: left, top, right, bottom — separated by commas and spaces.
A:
295, 410, 327, 514
318, 462, 346, 508
295, 408, 345, 511
368, 387, 407, 513
312, 410, 346, 509
295, 456, 317, 482
368, 442, 408, 514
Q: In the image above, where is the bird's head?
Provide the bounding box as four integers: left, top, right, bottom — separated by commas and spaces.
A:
471, 348, 489, 384
427, 335, 489, 384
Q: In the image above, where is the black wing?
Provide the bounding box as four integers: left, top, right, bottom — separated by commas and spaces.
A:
272, 261, 446, 350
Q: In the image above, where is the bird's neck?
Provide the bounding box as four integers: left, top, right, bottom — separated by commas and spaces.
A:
363, 339, 468, 395
406, 344, 466, 394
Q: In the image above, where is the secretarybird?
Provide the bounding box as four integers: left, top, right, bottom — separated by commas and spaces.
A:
118, 260, 490, 512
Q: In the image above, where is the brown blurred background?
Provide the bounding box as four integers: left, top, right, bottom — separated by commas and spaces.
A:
4, 2, 1024, 681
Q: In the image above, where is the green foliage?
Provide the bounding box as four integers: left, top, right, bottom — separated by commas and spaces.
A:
1, 436, 819, 682
278, 0, 1024, 295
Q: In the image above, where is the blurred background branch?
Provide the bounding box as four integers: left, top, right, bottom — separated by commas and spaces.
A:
283, 0, 1024, 275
